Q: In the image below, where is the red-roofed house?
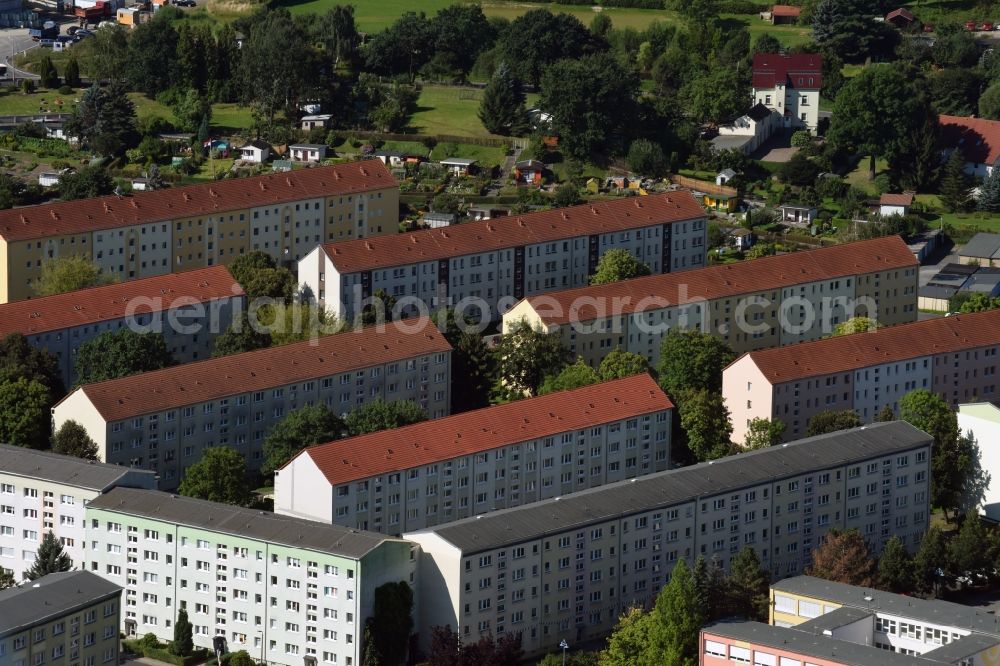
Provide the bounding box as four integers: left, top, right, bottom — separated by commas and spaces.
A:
0, 265, 243, 387
879, 192, 914, 216
939, 114, 1000, 178
723, 308, 1000, 443
51, 317, 453, 488
752, 53, 823, 131
273, 374, 674, 534
886, 7, 916, 29
764, 4, 801, 24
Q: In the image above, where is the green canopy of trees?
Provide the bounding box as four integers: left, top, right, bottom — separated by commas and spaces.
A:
590, 249, 652, 286
177, 446, 254, 506
74, 330, 175, 385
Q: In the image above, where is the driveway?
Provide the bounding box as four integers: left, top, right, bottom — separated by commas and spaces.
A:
918, 241, 960, 288
749, 133, 799, 163
0, 27, 41, 80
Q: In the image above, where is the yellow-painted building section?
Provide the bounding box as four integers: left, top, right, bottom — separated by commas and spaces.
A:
768, 588, 843, 627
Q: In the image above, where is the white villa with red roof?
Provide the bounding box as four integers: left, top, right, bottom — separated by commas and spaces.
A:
752, 53, 823, 132
940, 114, 1000, 178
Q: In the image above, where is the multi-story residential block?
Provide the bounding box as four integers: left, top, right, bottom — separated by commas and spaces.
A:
752, 53, 822, 131
0, 161, 397, 303
0, 265, 242, 387
502, 236, 918, 368
298, 192, 708, 321
0, 445, 156, 581
86, 487, 413, 666
275, 374, 673, 535
734, 575, 1000, 662
52, 318, 452, 488
0, 571, 122, 666
405, 422, 931, 657
725, 308, 1000, 443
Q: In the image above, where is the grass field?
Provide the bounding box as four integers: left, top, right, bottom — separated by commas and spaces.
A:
276, 0, 811, 47
409, 84, 538, 137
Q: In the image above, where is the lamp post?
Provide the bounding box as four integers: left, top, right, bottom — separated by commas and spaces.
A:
864, 594, 874, 645
559, 639, 569, 666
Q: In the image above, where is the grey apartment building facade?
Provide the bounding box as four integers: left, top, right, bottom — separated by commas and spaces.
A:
405, 422, 932, 657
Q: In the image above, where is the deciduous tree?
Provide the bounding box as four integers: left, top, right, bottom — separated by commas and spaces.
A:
914, 527, 947, 596
538, 358, 599, 395
805, 409, 861, 436
59, 166, 114, 202
539, 53, 638, 159
34, 256, 114, 297
900, 389, 964, 516
677, 389, 732, 461
344, 399, 426, 436
263, 405, 344, 474
435, 309, 495, 414
829, 316, 879, 337
213, 313, 273, 357
493, 320, 571, 398
0, 378, 51, 449
598, 349, 650, 380
652, 558, 704, 666
177, 447, 254, 506
498, 10, 602, 86
657, 329, 735, 397
74, 330, 175, 385
0, 333, 64, 398
228, 251, 296, 302
807, 528, 876, 586
828, 63, 936, 181
949, 512, 991, 575
590, 249, 652, 286
627, 139, 667, 177
26, 531, 73, 580
878, 535, 914, 593
980, 81, 1000, 120
598, 607, 656, 666
52, 420, 99, 461
743, 417, 785, 450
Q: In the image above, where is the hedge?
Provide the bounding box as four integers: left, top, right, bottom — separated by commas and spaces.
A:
121, 639, 211, 666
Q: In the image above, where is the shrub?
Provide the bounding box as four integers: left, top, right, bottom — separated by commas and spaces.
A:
58, 85, 73, 95
138, 633, 161, 650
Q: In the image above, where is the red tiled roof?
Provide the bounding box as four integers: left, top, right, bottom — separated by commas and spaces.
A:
772, 5, 801, 16
742, 309, 1000, 384
939, 115, 1000, 167
321, 192, 706, 273
0, 266, 241, 339
72, 317, 452, 422
886, 7, 915, 22
299, 374, 672, 486
752, 53, 823, 90
0, 161, 394, 243
879, 193, 914, 206
524, 236, 916, 326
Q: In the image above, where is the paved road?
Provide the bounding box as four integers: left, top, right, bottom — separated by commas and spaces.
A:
0, 27, 42, 80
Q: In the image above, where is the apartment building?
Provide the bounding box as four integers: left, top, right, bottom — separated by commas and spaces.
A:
275, 375, 674, 535
0, 571, 122, 666
0, 445, 156, 581
0, 161, 397, 303
753, 53, 822, 131
501, 236, 917, 368
85, 487, 414, 666
757, 575, 1000, 662
404, 422, 931, 657
725, 308, 1000, 443
51, 318, 453, 488
0, 265, 243, 387
298, 192, 708, 321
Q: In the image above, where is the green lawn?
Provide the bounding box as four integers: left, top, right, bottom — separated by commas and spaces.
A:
276, 0, 809, 47
409, 84, 538, 137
